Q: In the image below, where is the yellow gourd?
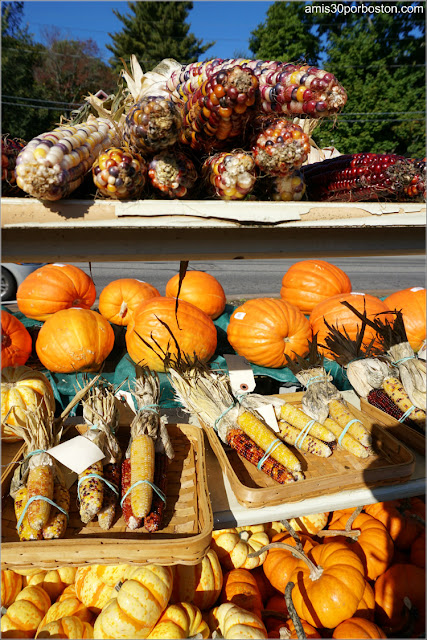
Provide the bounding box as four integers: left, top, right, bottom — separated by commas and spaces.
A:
1, 585, 51, 638
211, 528, 270, 570
170, 549, 223, 610
147, 602, 210, 639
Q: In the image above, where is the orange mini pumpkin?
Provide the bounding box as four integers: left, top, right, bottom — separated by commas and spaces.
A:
280, 259, 351, 314
227, 298, 311, 367
354, 581, 375, 621
36, 308, 114, 373
220, 569, 263, 618
17, 263, 96, 321
332, 617, 387, 639
384, 287, 426, 352
1, 310, 32, 368
364, 499, 424, 550
262, 532, 318, 595
165, 271, 226, 319
126, 297, 217, 372
98, 278, 160, 326
374, 563, 425, 635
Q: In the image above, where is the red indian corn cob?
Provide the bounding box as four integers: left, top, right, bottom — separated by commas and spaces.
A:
121, 457, 142, 530
226, 428, 303, 484
202, 151, 256, 200
124, 96, 182, 155
97, 463, 121, 531
367, 389, 420, 430
148, 150, 198, 198
144, 453, 168, 533
92, 146, 147, 199
2, 134, 26, 195
252, 119, 310, 176
302, 153, 426, 202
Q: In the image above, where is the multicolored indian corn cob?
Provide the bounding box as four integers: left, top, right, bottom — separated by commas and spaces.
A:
2, 135, 26, 195
252, 119, 310, 175
78, 461, 104, 524
130, 434, 155, 520
202, 151, 257, 200
278, 421, 332, 457
14, 487, 43, 541
92, 146, 147, 199
270, 171, 306, 201
26, 456, 54, 531
323, 418, 369, 458
236, 411, 302, 472
179, 66, 258, 151
121, 458, 142, 530
148, 150, 198, 198
382, 377, 426, 428
301, 153, 426, 202
328, 399, 372, 447
226, 428, 303, 484
367, 388, 420, 430
42, 482, 70, 539
15, 115, 119, 201
144, 453, 168, 533
279, 404, 335, 442
124, 96, 182, 155
97, 463, 121, 531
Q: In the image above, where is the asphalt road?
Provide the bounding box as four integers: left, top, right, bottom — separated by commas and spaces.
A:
71, 256, 426, 300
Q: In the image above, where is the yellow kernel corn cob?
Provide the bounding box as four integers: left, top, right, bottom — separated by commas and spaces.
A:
236, 411, 301, 472
382, 376, 426, 427
42, 483, 70, 539
328, 399, 372, 447
14, 487, 43, 541
280, 404, 336, 442
78, 461, 104, 524
323, 418, 369, 459
278, 421, 332, 458
26, 463, 54, 530
130, 434, 155, 519
15, 116, 118, 201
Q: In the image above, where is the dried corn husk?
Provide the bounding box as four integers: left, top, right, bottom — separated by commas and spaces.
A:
389, 342, 426, 410
346, 358, 394, 398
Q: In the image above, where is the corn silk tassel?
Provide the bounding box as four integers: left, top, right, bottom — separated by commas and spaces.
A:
202, 151, 256, 200
148, 149, 198, 198
2, 134, 26, 195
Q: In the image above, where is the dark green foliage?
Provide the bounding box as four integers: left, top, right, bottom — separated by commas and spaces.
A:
107, 1, 215, 72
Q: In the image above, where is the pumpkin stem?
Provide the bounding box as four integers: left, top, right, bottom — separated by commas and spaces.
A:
2, 333, 11, 348
247, 542, 323, 581
399, 597, 417, 638
316, 529, 360, 540
285, 581, 306, 640
345, 506, 363, 530
280, 518, 303, 552
239, 530, 251, 541
119, 301, 128, 319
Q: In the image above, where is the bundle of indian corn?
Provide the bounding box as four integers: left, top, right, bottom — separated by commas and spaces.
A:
121, 366, 174, 531
78, 380, 122, 529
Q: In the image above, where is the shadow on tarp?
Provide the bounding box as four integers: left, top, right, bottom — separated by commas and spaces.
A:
1, 303, 352, 414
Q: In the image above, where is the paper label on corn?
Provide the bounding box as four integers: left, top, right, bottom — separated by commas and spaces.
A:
410, 287, 424, 292
256, 404, 280, 433
351, 292, 365, 296
233, 312, 246, 320
47, 435, 105, 475
224, 354, 256, 396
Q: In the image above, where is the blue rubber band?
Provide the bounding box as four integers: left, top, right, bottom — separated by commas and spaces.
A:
139, 404, 160, 413
77, 474, 119, 501
305, 375, 325, 388
24, 449, 47, 461
257, 438, 282, 470
398, 405, 416, 423
120, 479, 166, 508
295, 420, 316, 449
338, 418, 361, 446
16, 495, 69, 532
214, 402, 236, 431
392, 356, 416, 366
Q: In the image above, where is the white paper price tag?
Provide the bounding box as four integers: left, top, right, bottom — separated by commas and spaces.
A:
256, 404, 280, 433
115, 390, 136, 414
224, 354, 256, 396
47, 436, 105, 475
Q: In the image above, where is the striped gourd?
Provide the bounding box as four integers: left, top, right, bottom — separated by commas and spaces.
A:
328, 399, 372, 447
15, 116, 119, 201
280, 404, 336, 442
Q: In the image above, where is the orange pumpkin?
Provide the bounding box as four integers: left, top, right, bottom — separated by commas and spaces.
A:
374, 563, 425, 635
17, 264, 96, 321
384, 287, 426, 351
36, 308, 114, 373
280, 259, 352, 314
1, 584, 51, 638
165, 271, 226, 320
250, 567, 278, 604
262, 532, 318, 595
170, 549, 223, 611
1, 310, 32, 368
326, 512, 394, 580
309, 293, 392, 359
332, 617, 387, 639
1, 570, 23, 608
126, 297, 217, 372
354, 581, 375, 621
98, 278, 160, 326
227, 298, 311, 367
410, 531, 425, 568
220, 569, 263, 618
364, 499, 424, 550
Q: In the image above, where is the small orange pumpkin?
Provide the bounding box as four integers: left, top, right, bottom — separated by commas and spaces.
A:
384, 287, 426, 351
332, 617, 387, 639
354, 581, 375, 621
98, 278, 160, 326
1, 310, 32, 368
227, 298, 311, 367
374, 563, 425, 635
280, 259, 352, 314
36, 308, 114, 373
364, 499, 424, 550
262, 532, 318, 595
220, 569, 263, 618
410, 531, 425, 568
17, 263, 96, 321
165, 270, 226, 319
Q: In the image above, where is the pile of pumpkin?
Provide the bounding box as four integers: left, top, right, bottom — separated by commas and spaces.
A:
1, 260, 425, 378
1, 500, 425, 639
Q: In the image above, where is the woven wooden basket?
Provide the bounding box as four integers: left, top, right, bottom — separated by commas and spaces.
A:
360, 398, 425, 456
1, 423, 213, 570
204, 392, 415, 509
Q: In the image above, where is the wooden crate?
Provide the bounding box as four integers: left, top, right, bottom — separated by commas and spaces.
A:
360, 398, 425, 456
204, 393, 415, 509
1, 424, 213, 570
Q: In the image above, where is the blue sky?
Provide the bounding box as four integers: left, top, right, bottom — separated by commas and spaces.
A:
21, 1, 276, 63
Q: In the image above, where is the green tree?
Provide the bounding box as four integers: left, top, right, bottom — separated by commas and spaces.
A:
107, 1, 215, 73
249, 1, 425, 157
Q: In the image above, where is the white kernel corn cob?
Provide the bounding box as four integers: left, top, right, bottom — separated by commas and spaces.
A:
278, 421, 332, 458
323, 418, 369, 459
130, 434, 155, 519
15, 116, 119, 201
328, 399, 372, 447
280, 404, 336, 442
